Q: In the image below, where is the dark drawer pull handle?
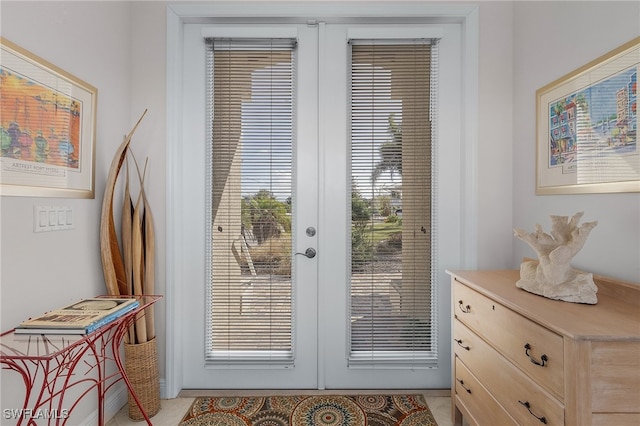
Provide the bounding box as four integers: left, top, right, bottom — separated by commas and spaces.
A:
458, 300, 471, 313
524, 343, 548, 367
456, 378, 471, 394
518, 400, 547, 424
454, 339, 470, 351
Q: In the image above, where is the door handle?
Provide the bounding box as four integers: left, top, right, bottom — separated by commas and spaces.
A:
296, 248, 316, 259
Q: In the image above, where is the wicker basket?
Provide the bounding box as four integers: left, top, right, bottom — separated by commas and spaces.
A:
124, 337, 160, 420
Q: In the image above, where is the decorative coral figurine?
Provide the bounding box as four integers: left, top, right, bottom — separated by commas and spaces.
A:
514, 212, 598, 304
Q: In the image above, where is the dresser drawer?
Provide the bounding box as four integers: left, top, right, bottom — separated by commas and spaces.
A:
454, 320, 564, 426
454, 357, 517, 426
454, 279, 564, 399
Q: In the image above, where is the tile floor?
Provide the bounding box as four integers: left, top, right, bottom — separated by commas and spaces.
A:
106, 392, 453, 426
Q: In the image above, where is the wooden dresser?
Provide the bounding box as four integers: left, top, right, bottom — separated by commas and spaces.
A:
447, 269, 640, 426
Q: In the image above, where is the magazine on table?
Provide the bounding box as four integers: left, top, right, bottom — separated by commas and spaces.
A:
15, 297, 140, 335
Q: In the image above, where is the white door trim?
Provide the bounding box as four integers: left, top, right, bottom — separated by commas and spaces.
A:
165, 1, 479, 398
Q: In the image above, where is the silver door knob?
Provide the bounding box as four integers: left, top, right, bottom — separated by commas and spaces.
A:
296, 248, 316, 258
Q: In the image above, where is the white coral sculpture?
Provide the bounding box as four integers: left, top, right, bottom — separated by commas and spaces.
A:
513, 212, 598, 304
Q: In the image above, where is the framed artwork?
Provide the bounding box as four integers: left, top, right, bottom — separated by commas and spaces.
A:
0, 37, 97, 198
536, 37, 639, 194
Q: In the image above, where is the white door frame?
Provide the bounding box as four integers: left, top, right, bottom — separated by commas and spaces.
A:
165, 1, 479, 398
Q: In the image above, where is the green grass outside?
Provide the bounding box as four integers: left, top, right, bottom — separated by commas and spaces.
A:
366, 221, 402, 245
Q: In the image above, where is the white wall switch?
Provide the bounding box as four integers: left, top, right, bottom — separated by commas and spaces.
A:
38, 210, 47, 227
34, 205, 74, 232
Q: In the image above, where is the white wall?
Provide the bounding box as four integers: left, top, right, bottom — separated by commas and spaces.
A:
0, 0, 135, 329
477, 0, 514, 269
512, 1, 640, 282
129, 0, 168, 394
0, 1, 134, 423
0, 0, 638, 422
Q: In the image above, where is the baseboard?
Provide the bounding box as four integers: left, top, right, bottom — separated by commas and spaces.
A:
81, 379, 166, 425
80, 383, 128, 426
179, 388, 450, 398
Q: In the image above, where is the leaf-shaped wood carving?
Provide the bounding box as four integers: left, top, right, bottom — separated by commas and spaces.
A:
100, 110, 147, 296
133, 157, 156, 340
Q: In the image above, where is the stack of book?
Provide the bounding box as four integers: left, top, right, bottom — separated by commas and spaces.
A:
15, 297, 140, 335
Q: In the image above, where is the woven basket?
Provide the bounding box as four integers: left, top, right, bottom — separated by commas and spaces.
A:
124, 337, 160, 420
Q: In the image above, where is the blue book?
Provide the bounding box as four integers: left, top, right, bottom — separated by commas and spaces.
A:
15, 297, 140, 335
85, 300, 140, 333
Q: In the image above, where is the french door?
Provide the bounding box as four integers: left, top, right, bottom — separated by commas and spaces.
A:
177, 20, 462, 390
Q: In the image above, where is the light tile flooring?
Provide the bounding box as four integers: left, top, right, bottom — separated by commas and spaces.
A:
107, 392, 453, 426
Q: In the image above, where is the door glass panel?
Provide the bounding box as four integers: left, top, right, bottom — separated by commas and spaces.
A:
205, 39, 296, 364
349, 42, 437, 365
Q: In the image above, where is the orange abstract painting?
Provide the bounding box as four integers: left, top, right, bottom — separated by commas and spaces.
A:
1, 67, 81, 169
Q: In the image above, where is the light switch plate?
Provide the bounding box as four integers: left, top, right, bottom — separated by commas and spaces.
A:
34, 205, 74, 232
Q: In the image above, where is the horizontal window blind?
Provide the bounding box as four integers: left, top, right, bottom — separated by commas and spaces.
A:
349, 40, 439, 366
205, 38, 296, 364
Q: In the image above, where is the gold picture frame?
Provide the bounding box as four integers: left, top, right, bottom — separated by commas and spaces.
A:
0, 37, 97, 198
536, 37, 640, 194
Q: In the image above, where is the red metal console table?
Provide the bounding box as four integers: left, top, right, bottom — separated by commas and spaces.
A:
0, 295, 162, 426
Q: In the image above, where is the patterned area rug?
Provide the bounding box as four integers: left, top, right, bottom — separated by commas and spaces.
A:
179, 394, 437, 425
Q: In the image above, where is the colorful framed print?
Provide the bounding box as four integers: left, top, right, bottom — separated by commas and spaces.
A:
536, 37, 639, 194
1, 38, 97, 198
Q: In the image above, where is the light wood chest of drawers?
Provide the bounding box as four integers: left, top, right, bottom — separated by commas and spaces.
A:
447, 269, 640, 426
